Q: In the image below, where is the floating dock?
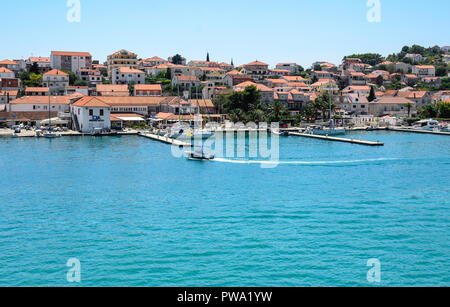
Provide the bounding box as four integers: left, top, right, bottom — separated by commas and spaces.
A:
139, 132, 192, 147
289, 132, 384, 146
388, 127, 450, 136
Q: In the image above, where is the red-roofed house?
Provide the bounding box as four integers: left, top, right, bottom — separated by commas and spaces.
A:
172, 75, 200, 87
42, 69, 69, 94
412, 65, 436, 78
27, 57, 51, 74
370, 97, 416, 117
72, 97, 111, 133
0, 60, 19, 73
25, 87, 50, 96
134, 84, 162, 97
9, 95, 71, 112
112, 67, 145, 85
275, 63, 300, 75
241, 61, 269, 81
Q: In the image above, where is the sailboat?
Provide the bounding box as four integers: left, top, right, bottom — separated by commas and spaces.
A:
43, 93, 61, 138
170, 85, 215, 140
310, 83, 346, 136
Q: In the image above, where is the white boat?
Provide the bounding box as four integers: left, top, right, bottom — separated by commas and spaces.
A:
414, 119, 440, 131
185, 147, 215, 161
43, 130, 62, 138
177, 129, 215, 140
306, 124, 346, 136
311, 128, 346, 136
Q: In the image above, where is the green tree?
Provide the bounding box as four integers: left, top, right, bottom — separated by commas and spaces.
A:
206, 52, 210, 62
343, 53, 384, 66
436, 101, 450, 118
405, 102, 413, 118
312, 93, 334, 120
128, 82, 135, 96
62, 70, 78, 85
165, 68, 172, 80
29, 62, 39, 74
418, 104, 437, 119
171, 54, 183, 65
267, 100, 289, 123
367, 86, 376, 102
439, 78, 450, 90
24, 73, 42, 87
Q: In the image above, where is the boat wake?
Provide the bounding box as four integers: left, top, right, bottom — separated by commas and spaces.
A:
212, 158, 399, 166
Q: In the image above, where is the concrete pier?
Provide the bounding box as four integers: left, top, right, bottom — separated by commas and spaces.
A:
139, 132, 192, 147
289, 132, 384, 146
388, 127, 450, 136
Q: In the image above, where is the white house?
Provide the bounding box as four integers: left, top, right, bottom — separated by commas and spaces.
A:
275, 63, 299, 74
405, 54, 424, 63
112, 67, 145, 85
0, 67, 15, 79
42, 69, 70, 94
72, 97, 111, 133
412, 65, 436, 77
9, 96, 71, 113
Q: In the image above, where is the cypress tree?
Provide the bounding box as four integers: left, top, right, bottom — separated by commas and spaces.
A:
367, 86, 376, 102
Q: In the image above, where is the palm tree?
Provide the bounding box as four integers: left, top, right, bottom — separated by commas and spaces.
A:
405, 102, 413, 118
268, 100, 288, 123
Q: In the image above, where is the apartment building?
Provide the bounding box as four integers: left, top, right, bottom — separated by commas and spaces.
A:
112, 67, 145, 85
107, 50, 139, 79
42, 69, 70, 94
51, 51, 92, 72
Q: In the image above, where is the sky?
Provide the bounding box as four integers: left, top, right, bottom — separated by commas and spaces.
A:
2, 0, 450, 68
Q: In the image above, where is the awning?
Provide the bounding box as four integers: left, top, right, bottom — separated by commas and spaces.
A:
116, 117, 145, 122
40, 117, 69, 125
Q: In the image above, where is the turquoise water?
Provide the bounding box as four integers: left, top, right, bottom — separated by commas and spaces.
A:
0, 131, 449, 287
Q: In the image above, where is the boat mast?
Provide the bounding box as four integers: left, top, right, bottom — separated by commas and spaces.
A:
177, 85, 181, 123
329, 82, 333, 129
48, 91, 51, 128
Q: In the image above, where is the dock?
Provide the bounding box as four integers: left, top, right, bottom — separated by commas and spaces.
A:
388, 127, 450, 136
289, 132, 384, 146
139, 132, 192, 147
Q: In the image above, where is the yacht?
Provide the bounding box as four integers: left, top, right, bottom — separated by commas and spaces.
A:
414, 119, 440, 131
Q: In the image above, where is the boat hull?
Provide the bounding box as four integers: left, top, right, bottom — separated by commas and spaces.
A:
312, 129, 346, 136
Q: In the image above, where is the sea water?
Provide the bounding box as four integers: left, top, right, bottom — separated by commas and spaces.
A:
0, 131, 449, 286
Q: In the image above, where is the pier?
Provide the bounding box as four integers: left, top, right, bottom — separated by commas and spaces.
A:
139, 132, 192, 147
289, 132, 384, 146
388, 127, 450, 136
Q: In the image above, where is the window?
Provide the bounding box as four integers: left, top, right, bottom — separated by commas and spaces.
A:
100, 110, 104, 116
89, 109, 93, 116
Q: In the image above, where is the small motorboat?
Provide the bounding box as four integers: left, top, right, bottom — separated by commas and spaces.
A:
43, 130, 62, 138
271, 128, 289, 136
185, 146, 215, 161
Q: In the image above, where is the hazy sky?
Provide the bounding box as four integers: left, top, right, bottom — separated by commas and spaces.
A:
2, 0, 449, 68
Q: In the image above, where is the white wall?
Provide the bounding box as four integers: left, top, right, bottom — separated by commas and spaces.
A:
10, 103, 69, 112
74, 106, 111, 133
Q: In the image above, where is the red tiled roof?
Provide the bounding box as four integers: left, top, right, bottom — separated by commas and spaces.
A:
73, 96, 110, 107
10, 96, 71, 105
44, 69, 68, 76
52, 51, 91, 57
